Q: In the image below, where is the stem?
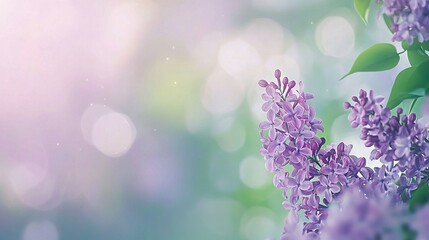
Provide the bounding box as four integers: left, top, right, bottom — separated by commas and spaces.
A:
308, 156, 322, 167
409, 98, 418, 114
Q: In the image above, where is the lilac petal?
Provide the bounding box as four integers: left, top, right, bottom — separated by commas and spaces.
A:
309, 195, 319, 208
275, 156, 287, 166
328, 174, 338, 183
300, 147, 312, 156
266, 86, 275, 95
319, 176, 329, 186
262, 102, 271, 112
262, 93, 271, 101
286, 209, 299, 225
325, 190, 333, 203
274, 118, 283, 127
259, 121, 270, 130
292, 118, 302, 128
330, 184, 341, 193
300, 181, 313, 191
283, 102, 293, 113
296, 171, 306, 183
357, 157, 366, 168
285, 178, 298, 187
319, 167, 331, 175
335, 167, 348, 175
302, 130, 315, 138
267, 110, 275, 122
295, 106, 304, 115
272, 103, 280, 113
265, 160, 275, 172
290, 154, 300, 164
269, 127, 276, 140
282, 201, 295, 210
315, 185, 326, 195
395, 147, 407, 158
290, 188, 299, 204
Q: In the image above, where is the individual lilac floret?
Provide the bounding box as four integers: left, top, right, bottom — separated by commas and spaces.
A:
411, 204, 429, 240
320, 186, 405, 240
377, 0, 429, 43
344, 89, 429, 200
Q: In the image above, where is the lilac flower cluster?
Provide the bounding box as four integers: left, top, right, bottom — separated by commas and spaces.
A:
259, 69, 429, 239
377, 0, 429, 43
344, 90, 429, 200
320, 185, 405, 240
259, 70, 378, 238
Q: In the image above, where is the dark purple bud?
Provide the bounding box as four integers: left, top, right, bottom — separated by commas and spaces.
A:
282, 77, 288, 92
343, 102, 351, 109
274, 69, 281, 79
409, 113, 416, 123
397, 107, 403, 115
258, 80, 268, 87
357, 157, 366, 169
401, 115, 408, 124
288, 80, 296, 88
359, 89, 367, 99
310, 141, 317, 150
337, 142, 345, 153
282, 77, 289, 86
352, 96, 358, 102
389, 117, 400, 128
309, 166, 319, 176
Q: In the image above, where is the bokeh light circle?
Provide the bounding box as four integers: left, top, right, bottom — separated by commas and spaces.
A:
202, 70, 245, 115
316, 16, 355, 58
239, 157, 271, 189
22, 220, 58, 240
91, 112, 136, 157
218, 38, 261, 78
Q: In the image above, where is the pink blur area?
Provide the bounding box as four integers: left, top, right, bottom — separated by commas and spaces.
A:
0, 0, 240, 213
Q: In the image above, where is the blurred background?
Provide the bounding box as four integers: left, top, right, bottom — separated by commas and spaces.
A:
0, 0, 413, 239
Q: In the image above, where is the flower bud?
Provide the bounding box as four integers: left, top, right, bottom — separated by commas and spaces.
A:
258, 80, 269, 87
274, 69, 281, 79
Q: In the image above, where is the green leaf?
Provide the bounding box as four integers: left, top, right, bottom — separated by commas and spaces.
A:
354, 0, 371, 24
409, 184, 429, 212
387, 60, 429, 109
422, 40, 429, 51
407, 48, 429, 66
341, 43, 400, 80
402, 40, 421, 51
402, 224, 417, 240
383, 14, 394, 33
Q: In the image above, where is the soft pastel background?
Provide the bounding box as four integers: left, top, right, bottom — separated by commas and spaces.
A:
0, 0, 413, 239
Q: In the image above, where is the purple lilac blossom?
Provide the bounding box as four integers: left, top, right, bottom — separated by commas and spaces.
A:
259, 69, 429, 239
320, 186, 405, 240
344, 89, 429, 200
377, 0, 429, 43
259, 70, 380, 239
411, 204, 429, 240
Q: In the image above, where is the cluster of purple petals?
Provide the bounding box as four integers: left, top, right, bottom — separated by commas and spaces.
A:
377, 0, 429, 43
320, 185, 405, 240
411, 204, 429, 240
259, 70, 382, 239
344, 90, 429, 201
